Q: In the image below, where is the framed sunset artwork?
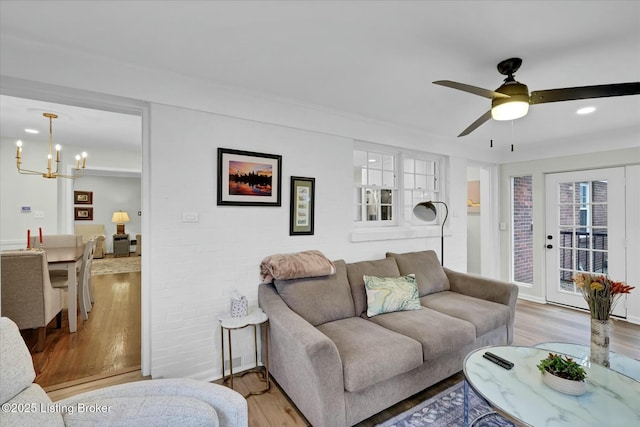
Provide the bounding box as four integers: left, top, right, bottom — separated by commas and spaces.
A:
217, 148, 282, 206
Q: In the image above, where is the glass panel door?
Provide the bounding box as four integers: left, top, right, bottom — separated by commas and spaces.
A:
545, 168, 626, 317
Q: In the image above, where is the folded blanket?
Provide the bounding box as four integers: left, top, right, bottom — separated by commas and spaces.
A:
260, 250, 336, 283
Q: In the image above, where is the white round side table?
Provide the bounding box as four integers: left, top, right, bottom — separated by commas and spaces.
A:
218, 306, 270, 397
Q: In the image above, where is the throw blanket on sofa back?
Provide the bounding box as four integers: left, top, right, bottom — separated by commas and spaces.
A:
260, 250, 336, 283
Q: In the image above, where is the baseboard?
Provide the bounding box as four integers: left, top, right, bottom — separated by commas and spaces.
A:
517, 294, 546, 304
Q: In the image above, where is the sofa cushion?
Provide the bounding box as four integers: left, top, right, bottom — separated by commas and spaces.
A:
346, 258, 400, 316
3, 384, 63, 426
364, 275, 422, 317
366, 307, 476, 360
62, 395, 219, 426
274, 260, 354, 326
420, 291, 511, 337
0, 317, 37, 404
317, 317, 422, 392
386, 250, 450, 296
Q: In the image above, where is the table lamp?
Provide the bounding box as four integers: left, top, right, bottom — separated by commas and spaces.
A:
112, 211, 130, 235
413, 201, 449, 266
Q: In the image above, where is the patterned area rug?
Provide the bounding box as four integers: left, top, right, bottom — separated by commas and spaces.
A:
377, 382, 515, 427
91, 256, 141, 276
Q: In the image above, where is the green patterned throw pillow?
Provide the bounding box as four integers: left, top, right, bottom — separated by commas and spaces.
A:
363, 274, 422, 317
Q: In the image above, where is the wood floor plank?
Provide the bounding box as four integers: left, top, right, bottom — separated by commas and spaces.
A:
23, 271, 141, 387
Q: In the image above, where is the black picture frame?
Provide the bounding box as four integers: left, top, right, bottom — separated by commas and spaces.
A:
290, 176, 315, 235
217, 148, 282, 206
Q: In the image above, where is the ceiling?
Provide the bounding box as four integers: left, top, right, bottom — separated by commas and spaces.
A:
1, 1, 639, 157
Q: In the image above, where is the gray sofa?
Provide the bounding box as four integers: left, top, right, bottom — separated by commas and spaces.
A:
258, 250, 518, 427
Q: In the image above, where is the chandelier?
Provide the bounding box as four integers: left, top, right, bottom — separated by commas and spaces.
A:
16, 112, 87, 179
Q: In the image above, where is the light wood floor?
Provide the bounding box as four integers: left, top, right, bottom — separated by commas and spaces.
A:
22, 271, 142, 388
39, 279, 640, 426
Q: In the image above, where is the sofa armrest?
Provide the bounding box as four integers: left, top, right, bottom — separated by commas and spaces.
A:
444, 268, 519, 333
258, 283, 345, 427
57, 379, 247, 427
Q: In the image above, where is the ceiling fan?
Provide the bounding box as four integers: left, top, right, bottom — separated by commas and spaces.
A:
434, 57, 640, 137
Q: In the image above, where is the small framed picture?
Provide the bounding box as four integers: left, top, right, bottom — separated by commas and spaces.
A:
290, 176, 315, 235
74, 207, 93, 221
74, 191, 93, 205
217, 148, 282, 206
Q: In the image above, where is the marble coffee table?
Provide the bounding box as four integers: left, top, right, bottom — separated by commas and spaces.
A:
463, 345, 640, 426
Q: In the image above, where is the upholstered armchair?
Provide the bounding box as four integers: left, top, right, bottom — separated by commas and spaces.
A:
0, 317, 248, 426
92, 235, 105, 259
0, 251, 64, 352
135, 233, 142, 256
74, 224, 106, 258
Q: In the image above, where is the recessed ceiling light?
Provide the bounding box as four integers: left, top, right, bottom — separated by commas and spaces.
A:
24, 128, 39, 134
576, 106, 596, 115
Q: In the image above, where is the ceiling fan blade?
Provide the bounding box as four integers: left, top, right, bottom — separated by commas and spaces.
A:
434, 80, 510, 100
530, 82, 640, 104
458, 110, 492, 137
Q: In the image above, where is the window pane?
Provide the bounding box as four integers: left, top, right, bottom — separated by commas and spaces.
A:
404, 158, 414, 173
415, 175, 427, 189
592, 204, 607, 226
592, 180, 607, 202
415, 160, 427, 174
368, 169, 382, 186
354, 150, 367, 167
368, 152, 382, 169
559, 183, 573, 204
404, 173, 415, 189
383, 171, 395, 187
382, 154, 394, 171
354, 167, 365, 186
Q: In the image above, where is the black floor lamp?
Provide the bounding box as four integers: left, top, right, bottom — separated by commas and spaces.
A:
413, 201, 449, 266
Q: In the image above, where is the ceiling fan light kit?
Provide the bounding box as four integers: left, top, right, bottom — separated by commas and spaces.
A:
434, 57, 640, 136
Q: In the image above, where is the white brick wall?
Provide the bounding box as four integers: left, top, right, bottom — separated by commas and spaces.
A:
148, 103, 467, 380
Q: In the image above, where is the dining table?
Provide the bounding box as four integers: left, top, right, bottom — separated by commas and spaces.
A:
45, 245, 84, 333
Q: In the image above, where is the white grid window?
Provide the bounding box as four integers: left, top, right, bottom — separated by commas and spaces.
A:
353, 149, 396, 225
403, 157, 440, 225
354, 144, 444, 227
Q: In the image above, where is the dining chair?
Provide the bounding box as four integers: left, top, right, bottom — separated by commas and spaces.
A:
81, 238, 97, 310
49, 238, 95, 321
0, 250, 64, 352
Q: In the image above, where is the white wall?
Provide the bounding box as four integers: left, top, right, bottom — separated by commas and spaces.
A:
1, 137, 58, 249
500, 147, 640, 323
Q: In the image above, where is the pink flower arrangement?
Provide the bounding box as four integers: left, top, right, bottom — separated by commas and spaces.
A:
572, 273, 635, 320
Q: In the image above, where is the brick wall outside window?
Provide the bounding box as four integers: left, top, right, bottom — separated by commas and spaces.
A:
512, 176, 533, 284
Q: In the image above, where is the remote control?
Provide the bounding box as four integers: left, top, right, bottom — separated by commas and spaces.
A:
482, 352, 514, 370
484, 351, 514, 368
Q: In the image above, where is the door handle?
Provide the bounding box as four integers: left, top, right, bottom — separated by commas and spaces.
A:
546, 244, 553, 249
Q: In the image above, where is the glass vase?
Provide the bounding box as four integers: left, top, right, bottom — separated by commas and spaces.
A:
590, 318, 610, 367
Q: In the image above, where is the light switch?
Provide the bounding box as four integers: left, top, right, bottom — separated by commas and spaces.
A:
182, 212, 199, 223
499, 222, 507, 231
34, 211, 45, 219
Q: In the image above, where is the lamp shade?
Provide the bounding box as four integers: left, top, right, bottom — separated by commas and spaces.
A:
111, 211, 130, 223
413, 202, 438, 222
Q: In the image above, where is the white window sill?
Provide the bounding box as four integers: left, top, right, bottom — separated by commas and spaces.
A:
350, 226, 445, 242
